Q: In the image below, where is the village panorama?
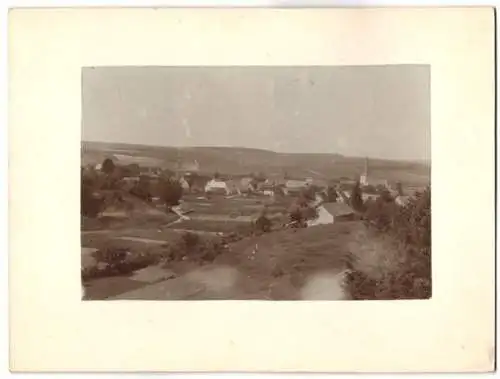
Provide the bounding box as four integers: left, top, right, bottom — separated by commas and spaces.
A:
81, 66, 431, 301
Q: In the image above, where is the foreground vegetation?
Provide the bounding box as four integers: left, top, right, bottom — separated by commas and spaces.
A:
345, 187, 431, 299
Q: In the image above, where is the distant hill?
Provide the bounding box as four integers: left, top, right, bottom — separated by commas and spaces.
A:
82, 141, 430, 185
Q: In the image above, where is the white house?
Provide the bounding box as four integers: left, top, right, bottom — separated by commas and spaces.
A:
284, 179, 308, 195
205, 179, 230, 195
307, 202, 355, 227
263, 189, 275, 197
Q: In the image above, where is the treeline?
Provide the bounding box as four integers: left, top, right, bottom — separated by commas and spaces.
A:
81, 158, 185, 218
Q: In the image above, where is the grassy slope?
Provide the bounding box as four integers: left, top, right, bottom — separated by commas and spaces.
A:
82, 215, 409, 300
82, 141, 430, 185
210, 221, 362, 296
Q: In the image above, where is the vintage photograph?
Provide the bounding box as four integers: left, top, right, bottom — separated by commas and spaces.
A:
81, 65, 431, 301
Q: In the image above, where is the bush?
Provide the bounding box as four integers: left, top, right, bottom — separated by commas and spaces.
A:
255, 214, 272, 233
162, 233, 225, 264
81, 184, 104, 218
346, 187, 431, 300
161, 178, 184, 207
130, 175, 152, 201
101, 158, 115, 175
82, 247, 162, 280
181, 231, 200, 249
325, 186, 338, 202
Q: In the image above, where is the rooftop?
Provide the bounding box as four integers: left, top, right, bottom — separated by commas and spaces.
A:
286, 179, 308, 188
322, 202, 355, 217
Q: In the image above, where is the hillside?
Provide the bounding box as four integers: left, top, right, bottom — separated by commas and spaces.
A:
82, 141, 430, 185
88, 221, 363, 300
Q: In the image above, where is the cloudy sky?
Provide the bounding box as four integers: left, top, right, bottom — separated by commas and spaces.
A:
82, 65, 430, 161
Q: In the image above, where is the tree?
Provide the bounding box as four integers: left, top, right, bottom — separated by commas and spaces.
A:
326, 186, 338, 202
81, 180, 104, 218
379, 189, 395, 203
101, 158, 115, 175
102, 165, 124, 190
184, 173, 197, 187
255, 214, 272, 233
131, 175, 152, 202
254, 171, 267, 183
289, 205, 306, 227
363, 184, 378, 194
161, 168, 175, 179
301, 186, 316, 201
364, 196, 399, 231
288, 198, 318, 228
301, 204, 318, 220
395, 181, 404, 196
350, 180, 364, 212
123, 163, 140, 177
161, 178, 183, 207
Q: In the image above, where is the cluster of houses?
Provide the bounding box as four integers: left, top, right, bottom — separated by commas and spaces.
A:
203, 176, 321, 197
84, 155, 418, 220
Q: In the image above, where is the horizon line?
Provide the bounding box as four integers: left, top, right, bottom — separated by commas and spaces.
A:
81, 139, 431, 164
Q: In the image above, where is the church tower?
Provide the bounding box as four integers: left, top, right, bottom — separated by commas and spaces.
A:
360, 157, 369, 185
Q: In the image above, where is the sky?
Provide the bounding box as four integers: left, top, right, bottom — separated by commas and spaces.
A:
82, 65, 430, 161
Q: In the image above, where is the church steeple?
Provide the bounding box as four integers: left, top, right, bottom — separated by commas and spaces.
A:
360, 157, 369, 185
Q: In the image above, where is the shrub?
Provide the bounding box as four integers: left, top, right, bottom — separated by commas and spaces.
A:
82, 247, 162, 280
346, 187, 431, 300
288, 202, 317, 228
130, 175, 152, 201
302, 186, 316, 201
181, 231, 200, 249
81, 184, 104, 218
162, 233, 225, 265
325, 186, 339, 202
255, 214, 272, 233
161, 178, 183, 207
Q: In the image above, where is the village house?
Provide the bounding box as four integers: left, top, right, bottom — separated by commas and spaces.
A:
175, 159, 200, 174
337, 190, 351, 204
259, 183, 275, 197
307, 202, 355, 227
204, 178, 230, 195
204, 177, 241, 196
283, 179, 309, 196
362, 193, 380, 202
239, 177, 257, 193
394, 195, 411, 206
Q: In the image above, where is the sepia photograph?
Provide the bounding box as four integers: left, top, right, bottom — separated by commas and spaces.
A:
81, 65, 431, 301
10, 6, 494, 372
